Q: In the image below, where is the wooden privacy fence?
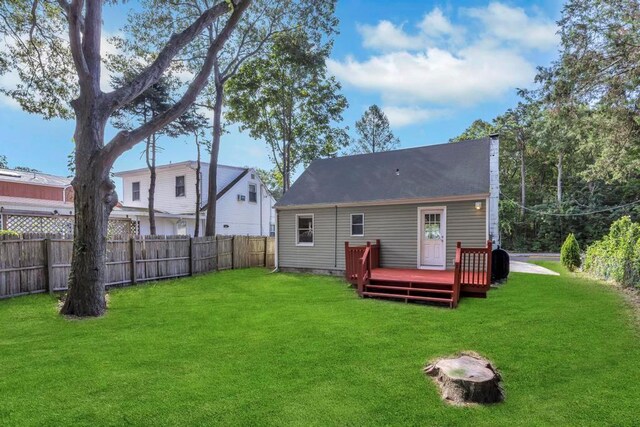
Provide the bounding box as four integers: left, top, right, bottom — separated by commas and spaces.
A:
0, 233, 275, 299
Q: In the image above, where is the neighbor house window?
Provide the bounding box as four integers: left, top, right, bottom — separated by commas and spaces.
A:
351, 213, 364, 236
248, 183, 257, 203
175, 176, 185, 197
269, 223, 276, 237
132, 182, 140, 201
296, 214, 314, 246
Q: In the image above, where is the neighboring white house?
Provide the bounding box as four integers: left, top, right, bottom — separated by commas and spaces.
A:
113, 161, 276, 236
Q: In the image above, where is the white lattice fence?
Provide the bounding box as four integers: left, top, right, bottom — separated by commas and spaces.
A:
7, 215, 74, 235
5, 215, 137, 237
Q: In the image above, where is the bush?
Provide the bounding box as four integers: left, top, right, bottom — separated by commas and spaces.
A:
0, 229, 19, 238
583, 216, 640, 288
561, 233, 581, 271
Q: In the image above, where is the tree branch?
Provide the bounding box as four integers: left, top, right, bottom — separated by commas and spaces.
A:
68, 0, 90, 86
99, 0, 251, 169
105, 0, 237, 113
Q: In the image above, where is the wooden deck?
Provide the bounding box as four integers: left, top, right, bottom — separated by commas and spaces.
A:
345, 240, 493, 308
370, 268, 487, 286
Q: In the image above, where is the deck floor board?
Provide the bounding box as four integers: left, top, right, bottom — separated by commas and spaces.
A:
370, 268, 485, 286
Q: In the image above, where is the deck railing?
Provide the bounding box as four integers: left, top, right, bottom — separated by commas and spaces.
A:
345, 240, 380, 287
457, 240, 493, 284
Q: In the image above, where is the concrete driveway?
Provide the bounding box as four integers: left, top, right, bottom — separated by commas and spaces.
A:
510, 260, 559, 276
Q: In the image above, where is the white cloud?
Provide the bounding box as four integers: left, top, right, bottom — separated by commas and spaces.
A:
357, 21, 422, 51
0, 69, 22, 110
418, 8, 460, 39
464, 2, 558, 50
330, 2, 557, 125
328, 46, 535, 106
383, 105, 447, 127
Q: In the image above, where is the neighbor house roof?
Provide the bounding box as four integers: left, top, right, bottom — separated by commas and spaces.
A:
275, 138, 492, 208
112, 161, 246, 177
0, 168, 72, 187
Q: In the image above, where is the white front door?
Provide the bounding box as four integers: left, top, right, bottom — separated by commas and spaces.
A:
419, 208, 446, 269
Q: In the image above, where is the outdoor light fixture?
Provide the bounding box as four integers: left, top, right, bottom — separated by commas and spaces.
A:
475, 202, 482, 210
395, 168, 400, 176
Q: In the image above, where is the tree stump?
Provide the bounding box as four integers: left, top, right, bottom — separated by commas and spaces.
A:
424, 352, 504, 405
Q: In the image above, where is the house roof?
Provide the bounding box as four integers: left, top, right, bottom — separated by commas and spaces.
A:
113, 161, 246, 177
199, 168, 250, 211
0, 168, 72, 187
275, 138, 492, 208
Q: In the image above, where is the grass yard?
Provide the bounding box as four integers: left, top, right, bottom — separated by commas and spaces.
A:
1, 265, 639, 426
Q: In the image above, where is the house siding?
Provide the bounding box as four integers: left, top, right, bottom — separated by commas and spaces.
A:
277, 200, 487, 271
0, 182, 66, 201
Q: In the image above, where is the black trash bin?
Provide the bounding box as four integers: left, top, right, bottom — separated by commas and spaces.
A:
492, 248, 510, 282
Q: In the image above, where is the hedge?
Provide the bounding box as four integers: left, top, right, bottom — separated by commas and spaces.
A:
583, 216, 640, 288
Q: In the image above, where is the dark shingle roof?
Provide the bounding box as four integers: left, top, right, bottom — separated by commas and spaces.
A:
275, 138, 491, 207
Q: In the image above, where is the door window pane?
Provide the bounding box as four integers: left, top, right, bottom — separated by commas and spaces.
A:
424, 213, 441, 239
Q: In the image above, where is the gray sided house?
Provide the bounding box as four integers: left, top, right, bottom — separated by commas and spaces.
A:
274, 137, 499, 275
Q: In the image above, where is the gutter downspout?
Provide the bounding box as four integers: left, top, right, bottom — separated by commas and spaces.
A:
259, 183, 263, 236
271, 208, 279, 273
334, 205, 337, 268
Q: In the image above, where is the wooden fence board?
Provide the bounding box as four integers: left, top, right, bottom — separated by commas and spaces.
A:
217, 236, 233, 270
233, 236, 250, 269
0, 234, 275, 299
249, 237, 266, 267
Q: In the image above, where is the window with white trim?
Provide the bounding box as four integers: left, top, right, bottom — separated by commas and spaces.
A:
248, 183, 257, 203
132, 182, 140, 201
296, 214, 314, 245
175, 176, 186, 197
351, 213, 364, 236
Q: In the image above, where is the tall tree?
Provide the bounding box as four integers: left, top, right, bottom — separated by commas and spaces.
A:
120, 0, 338, 236
494, 94, 541, 217
0, 0, 251, 317
226, 31, 348, 193
350, 105, 399, 154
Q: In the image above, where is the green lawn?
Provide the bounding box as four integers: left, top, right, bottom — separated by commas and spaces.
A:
1, 265, 638, 426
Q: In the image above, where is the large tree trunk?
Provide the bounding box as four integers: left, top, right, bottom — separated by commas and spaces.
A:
205, 78, 224, 236
61, 111, 116, 317
194, 133, 201, 237
147, 134, 157, 235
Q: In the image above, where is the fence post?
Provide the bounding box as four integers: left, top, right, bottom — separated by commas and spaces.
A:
263, 237, 267, 268
46, 238, 54, 295
130, 237, 137, 285
189, 237, 194, 276
215, 235, 219, 272
231, 235, 235, 270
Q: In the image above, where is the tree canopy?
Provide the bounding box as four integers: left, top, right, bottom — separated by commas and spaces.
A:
226, 30, 348, 193
350, 105, 399, 154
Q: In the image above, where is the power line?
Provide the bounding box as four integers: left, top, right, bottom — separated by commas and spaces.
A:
500, 192, 640, 217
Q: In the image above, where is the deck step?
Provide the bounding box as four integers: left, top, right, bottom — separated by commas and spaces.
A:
362, 291, 452, 304
366, 284, 453, 294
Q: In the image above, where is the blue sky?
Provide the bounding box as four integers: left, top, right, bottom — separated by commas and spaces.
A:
0, 0, 563, 182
